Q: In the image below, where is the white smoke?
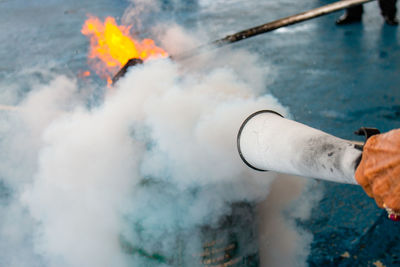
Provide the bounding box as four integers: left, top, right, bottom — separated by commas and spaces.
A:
258, 175, 323, 267
19, 56, 285, 266
122, 0, 160, 31
0, 2, 321, 267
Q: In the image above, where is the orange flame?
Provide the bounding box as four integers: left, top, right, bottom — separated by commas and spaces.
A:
81, 15, 167, 83
78, 70, 91, 78
82, 70, 91, 77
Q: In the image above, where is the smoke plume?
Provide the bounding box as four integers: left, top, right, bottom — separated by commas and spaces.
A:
0, 2, 321, 267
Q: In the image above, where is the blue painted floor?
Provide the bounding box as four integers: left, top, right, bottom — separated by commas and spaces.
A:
1, 0, 400, 266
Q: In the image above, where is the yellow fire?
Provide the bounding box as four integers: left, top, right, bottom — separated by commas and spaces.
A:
81, 15, 168, 84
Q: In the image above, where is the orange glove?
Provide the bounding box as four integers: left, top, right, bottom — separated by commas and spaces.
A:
355, 129, 400, 220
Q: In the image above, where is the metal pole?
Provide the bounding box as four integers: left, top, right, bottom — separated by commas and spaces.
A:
111, 0, 375, 83
171, 0, 375, 60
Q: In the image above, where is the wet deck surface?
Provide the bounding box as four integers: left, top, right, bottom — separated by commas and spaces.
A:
1, 0, 400, 266
257, 2, 400, 266
193, 2, 400, 265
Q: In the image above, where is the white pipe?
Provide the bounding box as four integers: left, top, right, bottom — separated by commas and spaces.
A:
237, 110, 362, 184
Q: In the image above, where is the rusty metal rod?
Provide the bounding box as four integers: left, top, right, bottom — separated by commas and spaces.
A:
113, 0, 375, 83
171, 0, 375, 60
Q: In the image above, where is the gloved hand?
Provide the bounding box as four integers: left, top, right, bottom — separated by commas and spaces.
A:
355, 129, 400, 220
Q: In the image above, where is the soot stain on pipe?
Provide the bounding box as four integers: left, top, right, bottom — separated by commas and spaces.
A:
299, 135, 345, 177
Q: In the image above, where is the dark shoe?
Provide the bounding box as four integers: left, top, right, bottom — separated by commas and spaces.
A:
336, 13, 362, 25
383, 16, 399, 25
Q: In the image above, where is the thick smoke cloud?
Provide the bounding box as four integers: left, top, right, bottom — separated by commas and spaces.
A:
0, 1, 321, 267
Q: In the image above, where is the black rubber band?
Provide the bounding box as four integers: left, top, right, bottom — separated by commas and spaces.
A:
237, 110, 284, 172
